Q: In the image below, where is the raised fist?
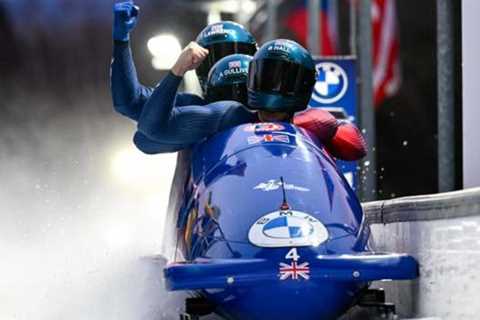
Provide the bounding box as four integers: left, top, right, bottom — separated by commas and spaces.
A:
171, 42, 209, 77
113, 1, 140, 42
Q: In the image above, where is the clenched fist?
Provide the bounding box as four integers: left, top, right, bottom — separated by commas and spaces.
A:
171, 42, 209, 77
113, 1, 140, 42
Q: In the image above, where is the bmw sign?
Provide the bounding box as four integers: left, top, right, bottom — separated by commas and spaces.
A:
308, 57, 358, 190
311, 62, 349, 104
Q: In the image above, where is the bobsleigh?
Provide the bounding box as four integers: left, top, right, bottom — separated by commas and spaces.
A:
163, 123, 418, 320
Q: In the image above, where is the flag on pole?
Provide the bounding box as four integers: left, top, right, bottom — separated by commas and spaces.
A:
284, 0, 401, 106
371, 0, 401, 106
284, 0, 338, 55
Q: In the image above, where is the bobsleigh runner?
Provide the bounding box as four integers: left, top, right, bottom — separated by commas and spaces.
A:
161, 122, 419, 320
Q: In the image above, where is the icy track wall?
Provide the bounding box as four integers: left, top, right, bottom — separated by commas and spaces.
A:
363, 187, 480, 320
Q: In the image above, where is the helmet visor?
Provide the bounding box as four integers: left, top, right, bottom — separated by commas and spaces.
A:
206, 83, 248, 105
197, 42, 257, 80
247, 58, 316, 96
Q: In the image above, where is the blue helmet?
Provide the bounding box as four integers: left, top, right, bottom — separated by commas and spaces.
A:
205, 54, 252, 106
247, 39, 316, 113
196, 21, 257, 91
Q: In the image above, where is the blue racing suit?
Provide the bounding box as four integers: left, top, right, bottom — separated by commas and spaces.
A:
135, 71, 256, 154
111, 40, 210, 153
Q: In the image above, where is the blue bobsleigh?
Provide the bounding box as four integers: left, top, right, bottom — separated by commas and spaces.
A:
164, 123, 418, 320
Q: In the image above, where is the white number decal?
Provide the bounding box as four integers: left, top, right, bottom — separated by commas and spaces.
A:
285, 248, 300, 261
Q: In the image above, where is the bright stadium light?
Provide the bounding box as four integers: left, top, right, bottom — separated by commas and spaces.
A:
147, 34, 182, 70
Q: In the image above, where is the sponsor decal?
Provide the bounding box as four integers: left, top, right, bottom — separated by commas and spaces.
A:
267, 40, 295, 53
223, 66, 248, 77
254, 179, 309, 192
248, 210, 329, 247
247, 134, 290, 145
279, 248, 310, 281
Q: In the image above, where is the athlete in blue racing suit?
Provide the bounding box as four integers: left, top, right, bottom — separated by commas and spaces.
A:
134, 39, 315, 154
111, 2, 206, 122
110, 1, 256, 126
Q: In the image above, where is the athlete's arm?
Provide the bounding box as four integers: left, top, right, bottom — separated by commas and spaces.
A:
136, 42, 255, 152
325, 123, 367, 161
133, 131, 189, 154
111, 41, 154, 121
110, 2, 154, 121
137, 72, 249, 146
111, 41, 205, 120
294, 108, 367, 161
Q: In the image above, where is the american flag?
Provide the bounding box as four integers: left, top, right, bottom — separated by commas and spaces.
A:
279, 261, 311, 280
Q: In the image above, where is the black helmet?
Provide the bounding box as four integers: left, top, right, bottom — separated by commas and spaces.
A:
247, 39, 316, 114
196, 21, 257, 92
205, 54, 252, 105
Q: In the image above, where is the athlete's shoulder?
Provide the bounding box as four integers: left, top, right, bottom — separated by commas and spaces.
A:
175, 93, 206, 106
202, 101, 256, 126
294, 108, 338, 141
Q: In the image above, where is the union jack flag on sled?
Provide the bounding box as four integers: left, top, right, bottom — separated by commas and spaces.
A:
247, 134, 290, 145
279, 261, 311, 280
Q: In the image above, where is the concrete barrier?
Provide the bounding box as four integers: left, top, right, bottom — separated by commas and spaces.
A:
363, 187, 480, 224
363, 187, 480, 319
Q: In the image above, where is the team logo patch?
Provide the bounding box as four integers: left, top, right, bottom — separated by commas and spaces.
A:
248, 210, 329, 247
311, 62, 348, 104
247, 134, 289, 145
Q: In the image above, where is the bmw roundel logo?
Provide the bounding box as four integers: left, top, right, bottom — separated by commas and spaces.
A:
262, 216, 314, 239
311, 62, 348, 104
248, 210, 329, 248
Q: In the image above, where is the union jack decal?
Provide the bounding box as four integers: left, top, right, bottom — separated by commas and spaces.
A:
279, 261, 310, 280
228, 60, 241, 68
247, 134, 290, 145
243, 123, 285, 132
211, 24, 224, 32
